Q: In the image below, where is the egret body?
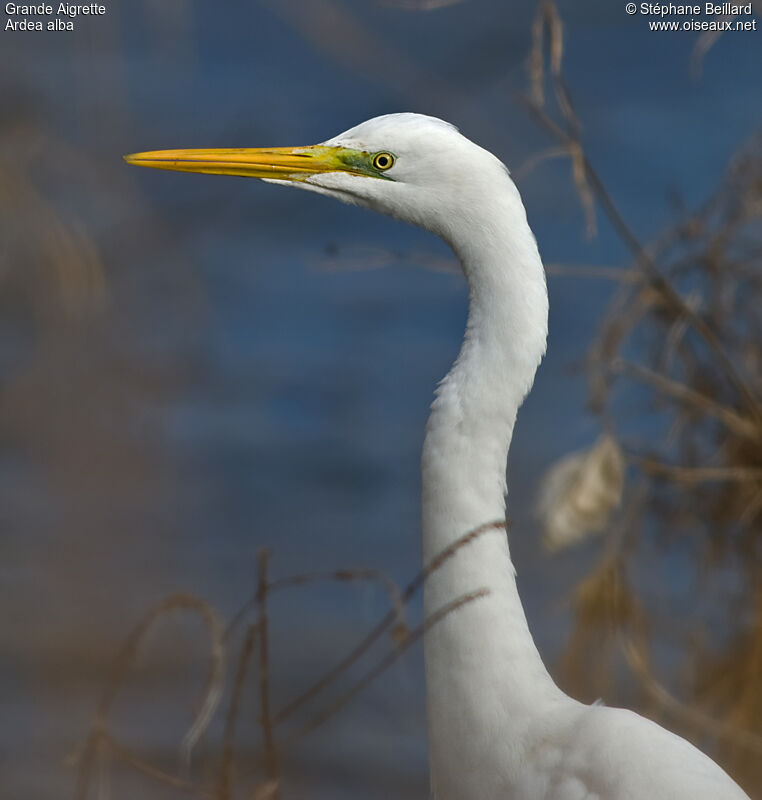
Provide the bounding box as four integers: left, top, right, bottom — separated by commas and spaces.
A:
126, 114, 750, 799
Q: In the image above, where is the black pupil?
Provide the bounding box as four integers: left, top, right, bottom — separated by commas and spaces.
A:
376, 155, 389, 168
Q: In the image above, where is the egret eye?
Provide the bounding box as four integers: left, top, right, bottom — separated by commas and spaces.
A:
372, 152, 395, 171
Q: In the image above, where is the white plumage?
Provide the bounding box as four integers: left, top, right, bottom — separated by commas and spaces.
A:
126, 113, 750, 799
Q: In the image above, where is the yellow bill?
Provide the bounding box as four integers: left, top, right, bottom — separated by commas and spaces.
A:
123, 145, 380, 181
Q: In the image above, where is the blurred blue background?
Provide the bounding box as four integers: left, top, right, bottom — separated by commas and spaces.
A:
2, 1, 760, 797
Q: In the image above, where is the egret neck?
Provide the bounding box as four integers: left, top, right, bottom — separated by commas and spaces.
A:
421, 172, 562, 790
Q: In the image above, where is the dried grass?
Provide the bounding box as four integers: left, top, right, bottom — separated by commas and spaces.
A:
73, 525, 500, 798
527, 3, 762, 793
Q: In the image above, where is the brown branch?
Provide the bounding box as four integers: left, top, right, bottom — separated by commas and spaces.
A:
577, 154, 761, 425
518, 92, 762, 425
621, 637, 762, 755
227, 565, 408, 645
612, 359, 760, 442
514, 146, 568, 181
739, 488, 762, 525
218, 623, 258, 800
76, 594, 224, 800
569, 140, 597, 238
530, 1, 579, 133
99, 731, 214, 798
278, 588, 490, 749
269, 568, 407, 635
272, 519, 505, 725
419, 520, 506, 586
631, 455, 762, 485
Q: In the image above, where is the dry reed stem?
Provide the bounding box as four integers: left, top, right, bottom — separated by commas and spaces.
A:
275, 588, 490, 752
519, 91, 762, 424
94, 731, 212, 798
250, 780, 280, 799
621, 637, 762, 756
632, 456, 762, 485
76, 594, 224, 800
77, 522, 503, 798
514, 146, 569, 181
218, 624, 258, 800
611, 359, 760, 442
270, 568, 407, 634
227, 567, 407, 644
559, 555, 649, 698
272, 519, 505, 725
528, 2, 594, 236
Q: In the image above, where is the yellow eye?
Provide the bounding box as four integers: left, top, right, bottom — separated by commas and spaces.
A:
372, 152, 395, 171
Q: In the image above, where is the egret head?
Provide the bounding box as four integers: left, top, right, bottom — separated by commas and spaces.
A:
124, 113, 513, 240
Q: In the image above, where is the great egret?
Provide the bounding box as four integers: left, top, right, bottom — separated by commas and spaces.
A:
126, 114, 750, 799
